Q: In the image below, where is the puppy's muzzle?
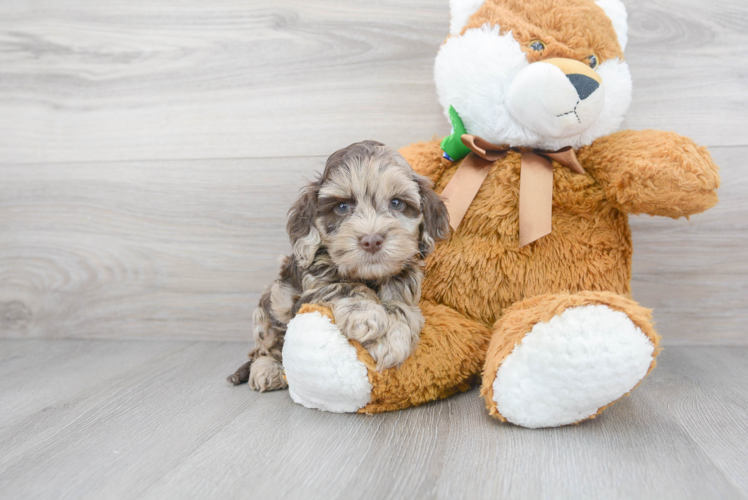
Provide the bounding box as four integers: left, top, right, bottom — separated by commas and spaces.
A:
360, 233, 384, 254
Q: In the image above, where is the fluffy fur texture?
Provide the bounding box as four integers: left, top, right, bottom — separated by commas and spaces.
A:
435, 0, 631, 150
450, 0, 628, 49
283, 306, 373, 412
281, 0, 720, 427
485, 295, 657, 428
229, 141, 450, 389
594, 0, 628, 50
449, 0, 486, 35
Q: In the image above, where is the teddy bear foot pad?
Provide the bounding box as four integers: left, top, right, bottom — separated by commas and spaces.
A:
283, 311, 373, 413
491, 304, 655, 428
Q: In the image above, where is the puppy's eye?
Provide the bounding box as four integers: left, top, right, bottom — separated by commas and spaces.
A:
390, 198, 404, 211
334, 202, 350, 215
529, 40, 545, 52
587, 54, 599, 69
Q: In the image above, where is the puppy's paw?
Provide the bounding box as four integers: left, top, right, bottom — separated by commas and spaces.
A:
248, 356, 288, 392
226, 360, 251, 386
365, 316, 420, 371
332, 298, 388, 343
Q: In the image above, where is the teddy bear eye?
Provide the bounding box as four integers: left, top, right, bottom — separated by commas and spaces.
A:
529, 40, 545, 52
587, 54, 599, 69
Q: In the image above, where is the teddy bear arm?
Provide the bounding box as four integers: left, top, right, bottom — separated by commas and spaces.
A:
578, 130, 720, 218
283, 301, 492, 413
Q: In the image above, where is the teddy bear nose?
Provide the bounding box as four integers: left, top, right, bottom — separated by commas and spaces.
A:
566, 73, 600, 101
360, 234, 384, 253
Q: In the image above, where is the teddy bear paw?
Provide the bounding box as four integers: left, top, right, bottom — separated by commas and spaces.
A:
282, 311, 372, 413
492, 304, 655, 428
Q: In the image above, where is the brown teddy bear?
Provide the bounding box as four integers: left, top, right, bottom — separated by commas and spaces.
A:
280, 0, 720, 428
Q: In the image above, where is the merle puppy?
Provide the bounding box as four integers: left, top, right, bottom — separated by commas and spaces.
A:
228, 140, 450, 391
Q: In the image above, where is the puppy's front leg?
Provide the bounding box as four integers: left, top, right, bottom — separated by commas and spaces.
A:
332, 296, 389, 344
296, 283, 388, 344
245, 288, 289, 392
364, 302, 424, 371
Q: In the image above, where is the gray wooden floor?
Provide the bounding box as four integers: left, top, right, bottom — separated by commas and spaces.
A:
1, 340, 747, 500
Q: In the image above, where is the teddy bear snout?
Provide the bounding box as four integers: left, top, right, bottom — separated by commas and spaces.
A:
567, 74, 600, 101
506, 57, 605, 140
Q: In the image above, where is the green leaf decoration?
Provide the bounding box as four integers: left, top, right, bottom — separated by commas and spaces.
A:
440, 105, 471, 162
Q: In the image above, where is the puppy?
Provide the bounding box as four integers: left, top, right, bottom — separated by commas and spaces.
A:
227, 140, 450, 392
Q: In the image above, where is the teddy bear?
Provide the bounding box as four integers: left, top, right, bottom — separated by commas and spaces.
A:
280, 0, 720, 428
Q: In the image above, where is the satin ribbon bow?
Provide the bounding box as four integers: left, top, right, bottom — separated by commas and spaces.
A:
440, 134, 585, 247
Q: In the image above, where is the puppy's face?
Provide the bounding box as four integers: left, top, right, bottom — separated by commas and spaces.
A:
317, 149, 424, 280
288, 141, 450, 280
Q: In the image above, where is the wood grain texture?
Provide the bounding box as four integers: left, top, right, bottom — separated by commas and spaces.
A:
644, 346, 748, 494
0, 156, 319, 340
0, 0, 450, 163
1, 340, 747, 500
0, 0, 747, 164
621, 0, 748, 145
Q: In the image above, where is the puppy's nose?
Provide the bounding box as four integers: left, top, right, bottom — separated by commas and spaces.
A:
566, 73, 599, 100
360, 234, 384, 254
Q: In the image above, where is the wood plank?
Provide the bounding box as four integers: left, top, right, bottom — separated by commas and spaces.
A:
645, 346, 748, 495
1, 146, 745, 342
1, 340, 746, 500
0, 0, 746, 164
0, 156, 319, 340
426, 375, 745, 500
0, 339, 196, 464
621, 0, 748, 145
0, 340, 254, 499
0, 0, 449, 163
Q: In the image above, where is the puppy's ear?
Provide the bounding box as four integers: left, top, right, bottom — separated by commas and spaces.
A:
415, 173, 450, 258
287, 183, 321, 268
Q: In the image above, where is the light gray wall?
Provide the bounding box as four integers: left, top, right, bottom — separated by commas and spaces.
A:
1, 0, 745, 343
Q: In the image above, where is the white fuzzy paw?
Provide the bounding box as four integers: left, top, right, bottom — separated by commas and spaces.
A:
282, 311, 372, 413
493, 304, 655, 428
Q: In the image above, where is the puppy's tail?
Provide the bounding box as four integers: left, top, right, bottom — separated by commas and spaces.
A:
226, 360, 252, 386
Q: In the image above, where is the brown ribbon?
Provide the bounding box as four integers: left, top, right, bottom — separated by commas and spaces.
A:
441, 134, 585, 247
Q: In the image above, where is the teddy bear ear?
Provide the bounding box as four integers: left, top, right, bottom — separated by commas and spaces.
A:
449, 0, 485, 36
594, 0, 628, 51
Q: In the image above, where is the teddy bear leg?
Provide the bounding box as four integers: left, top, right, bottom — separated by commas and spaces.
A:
282, 302, 492, 413
480, 291, 661, 429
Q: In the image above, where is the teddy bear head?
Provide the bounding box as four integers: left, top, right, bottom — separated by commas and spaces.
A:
435, 0, 631, 151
